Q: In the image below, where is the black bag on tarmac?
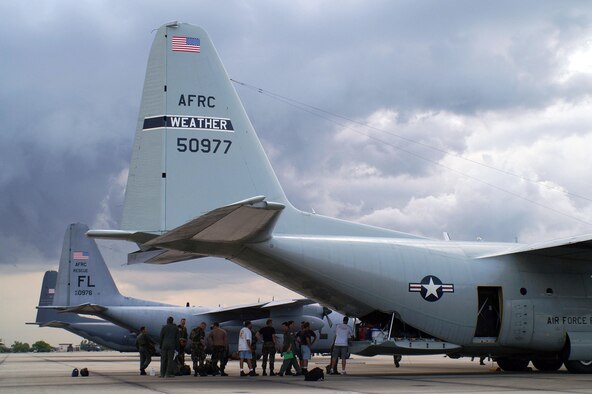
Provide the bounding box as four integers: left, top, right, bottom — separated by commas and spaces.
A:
304, 367, 324, 381
181, 364, 191, 375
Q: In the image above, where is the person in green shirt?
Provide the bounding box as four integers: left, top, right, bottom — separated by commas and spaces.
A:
278, 321, 301, 376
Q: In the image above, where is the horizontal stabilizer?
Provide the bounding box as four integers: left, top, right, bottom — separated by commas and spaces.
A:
145, 196, 284, 247
128, 249, 205, 265
478, 233, 592, 261
40, 321, 70, 328
39, 303, 108, 315
90, 196, 284, 264
86, 229, 159, 244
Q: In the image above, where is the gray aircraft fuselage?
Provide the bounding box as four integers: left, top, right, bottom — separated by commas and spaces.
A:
239, 236, 578, 356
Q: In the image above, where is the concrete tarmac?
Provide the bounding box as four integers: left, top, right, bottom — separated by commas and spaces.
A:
1, 352, 592, 393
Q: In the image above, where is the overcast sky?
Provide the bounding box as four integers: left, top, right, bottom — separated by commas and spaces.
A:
1, 0, 592, 346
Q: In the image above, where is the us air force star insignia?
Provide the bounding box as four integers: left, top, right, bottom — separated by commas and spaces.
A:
408, 275, 454, 302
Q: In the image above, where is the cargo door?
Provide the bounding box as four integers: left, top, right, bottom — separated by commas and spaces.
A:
473, 286, 502, 343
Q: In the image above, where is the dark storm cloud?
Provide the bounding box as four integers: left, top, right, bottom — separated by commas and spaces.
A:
0, 3, 144, 264
1, 0, 592, 267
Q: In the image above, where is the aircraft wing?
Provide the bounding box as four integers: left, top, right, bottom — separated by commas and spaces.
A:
199, 299, 314, 322
478, 233, 592, 261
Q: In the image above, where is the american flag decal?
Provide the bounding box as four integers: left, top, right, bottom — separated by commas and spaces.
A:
172, 36, 201, 53
72, 251, 89, 260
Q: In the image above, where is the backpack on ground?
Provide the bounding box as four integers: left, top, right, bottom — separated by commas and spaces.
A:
71, 368, 79, 377
181, 364, 191, 375
198, 359, 213, 376
80, 368, 89, 377
304, 367, 324, 381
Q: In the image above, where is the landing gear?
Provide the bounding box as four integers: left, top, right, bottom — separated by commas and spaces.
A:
564, 360, 592, 374
496, 358, 530, 372
532, 359, 563, 372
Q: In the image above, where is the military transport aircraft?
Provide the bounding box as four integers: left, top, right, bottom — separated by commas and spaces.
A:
45, 223, 345, 354
29, 270, 138, 352
89, 22, 592, 373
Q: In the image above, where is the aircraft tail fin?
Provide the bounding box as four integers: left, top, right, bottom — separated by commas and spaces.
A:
33, 270, 105, 325
54, 223, 172, 307
33, 270, 59, 324
121, 22, 290, 233
116, 22, 427, 244
53, 223, 124, 306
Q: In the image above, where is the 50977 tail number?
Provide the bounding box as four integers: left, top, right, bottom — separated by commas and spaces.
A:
176, 138, 232, 154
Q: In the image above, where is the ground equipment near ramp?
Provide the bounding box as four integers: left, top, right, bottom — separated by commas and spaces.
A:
89, 22, 592, 373
45, 223, 343, 355
29, 270, 137, 352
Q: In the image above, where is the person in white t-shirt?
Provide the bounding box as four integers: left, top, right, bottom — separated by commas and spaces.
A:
330, 316, 353, 374
238, 321, 258, 376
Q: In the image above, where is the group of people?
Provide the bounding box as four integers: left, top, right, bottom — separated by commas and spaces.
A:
135, 317, 229, 378
135, 315, 355, 377
238, 318, 321, 377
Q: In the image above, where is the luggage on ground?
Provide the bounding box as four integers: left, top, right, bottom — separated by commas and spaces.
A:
304, 367, 324, 381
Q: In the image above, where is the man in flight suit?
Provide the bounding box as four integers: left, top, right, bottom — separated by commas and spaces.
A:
136, 326, 155, 375
160, 316, 180, 378
190, 322, 207, 376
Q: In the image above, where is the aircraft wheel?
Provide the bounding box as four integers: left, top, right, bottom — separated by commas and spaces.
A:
564, 360, 592, 374
496, 358, 530, 372
532, 359, 563, 372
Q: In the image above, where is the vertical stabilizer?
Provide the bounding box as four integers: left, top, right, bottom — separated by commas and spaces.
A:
53, 223, 122, 306
121, 22, 289, 232
34, 270, 58, 324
